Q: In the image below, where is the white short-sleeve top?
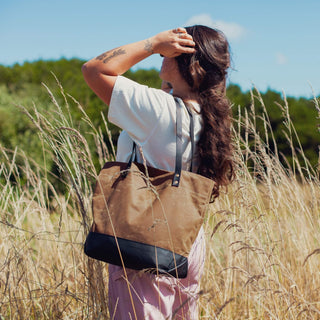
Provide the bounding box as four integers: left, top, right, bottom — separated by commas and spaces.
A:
108, 76, 202, 172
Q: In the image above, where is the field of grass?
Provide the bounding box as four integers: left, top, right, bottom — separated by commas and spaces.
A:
0, 84, 319, 319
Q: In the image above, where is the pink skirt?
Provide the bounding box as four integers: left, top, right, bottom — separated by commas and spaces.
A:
108, 227, 206, 320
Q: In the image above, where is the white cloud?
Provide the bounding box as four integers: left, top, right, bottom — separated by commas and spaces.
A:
276, 52, 288, 65
185, 14, 246, 41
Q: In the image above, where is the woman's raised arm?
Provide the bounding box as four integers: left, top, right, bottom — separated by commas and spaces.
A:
81, 28, 195, 105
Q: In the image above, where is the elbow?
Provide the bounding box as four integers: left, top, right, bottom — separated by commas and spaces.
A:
82, 62, 93, 79
81, 62, 88, 75
82, 61, 99, 86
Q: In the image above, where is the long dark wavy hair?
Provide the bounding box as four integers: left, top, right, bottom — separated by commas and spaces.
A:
175, 25, 234, 199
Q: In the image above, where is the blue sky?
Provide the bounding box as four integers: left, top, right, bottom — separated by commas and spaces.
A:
1, 0, 320, 98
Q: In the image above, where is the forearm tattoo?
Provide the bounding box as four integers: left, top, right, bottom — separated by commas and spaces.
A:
95, 48, 126, 63
144, 39, 153, 54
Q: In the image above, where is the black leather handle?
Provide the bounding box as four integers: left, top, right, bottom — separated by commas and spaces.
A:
172, 98, 195, 187
186, 104, 195, 173
122, 143, 136, 177
172, 98, 183, 187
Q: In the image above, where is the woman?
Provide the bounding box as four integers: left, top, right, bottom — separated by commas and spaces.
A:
82, 25, 234, 320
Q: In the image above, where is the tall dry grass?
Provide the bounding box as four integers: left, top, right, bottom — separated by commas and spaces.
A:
0, 82, 319, 319
199, 91, 320, 319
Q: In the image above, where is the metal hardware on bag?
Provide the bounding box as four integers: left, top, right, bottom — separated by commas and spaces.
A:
172, 172, 180, 186
121, 170, 129, 178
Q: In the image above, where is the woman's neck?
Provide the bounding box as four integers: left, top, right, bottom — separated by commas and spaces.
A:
172, 83, 199, 104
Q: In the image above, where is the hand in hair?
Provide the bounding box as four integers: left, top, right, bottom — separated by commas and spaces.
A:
152, 28, 196, 58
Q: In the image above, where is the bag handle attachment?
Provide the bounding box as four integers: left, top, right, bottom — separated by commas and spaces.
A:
121, 143, 136, 178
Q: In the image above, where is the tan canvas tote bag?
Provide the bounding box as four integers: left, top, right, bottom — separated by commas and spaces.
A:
84, 98, 214, 278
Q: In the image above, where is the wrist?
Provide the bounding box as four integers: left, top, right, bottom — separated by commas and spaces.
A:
148, 35, 159, 54
144, 38, 154, 54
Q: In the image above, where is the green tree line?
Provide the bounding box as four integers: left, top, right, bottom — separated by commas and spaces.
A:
0, 58, 318, 186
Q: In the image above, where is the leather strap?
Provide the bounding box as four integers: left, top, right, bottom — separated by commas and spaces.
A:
125, 97, 195, 187
172, 98, 183, 186
185, 104, 195, 173
122, 142, 136, 177
172, 98, 195, 186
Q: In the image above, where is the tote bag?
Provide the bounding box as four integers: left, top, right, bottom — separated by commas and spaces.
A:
84, 98, 214, 278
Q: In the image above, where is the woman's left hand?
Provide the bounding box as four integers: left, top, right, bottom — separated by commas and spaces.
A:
151, 27, 196, 58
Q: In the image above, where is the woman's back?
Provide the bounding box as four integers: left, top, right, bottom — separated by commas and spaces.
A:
108, 76, 202, 172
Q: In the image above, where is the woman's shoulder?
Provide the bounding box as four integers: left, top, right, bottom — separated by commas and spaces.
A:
113, 76, 175, 105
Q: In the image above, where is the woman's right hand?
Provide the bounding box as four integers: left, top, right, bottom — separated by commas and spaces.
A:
151, 28, 196, 58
